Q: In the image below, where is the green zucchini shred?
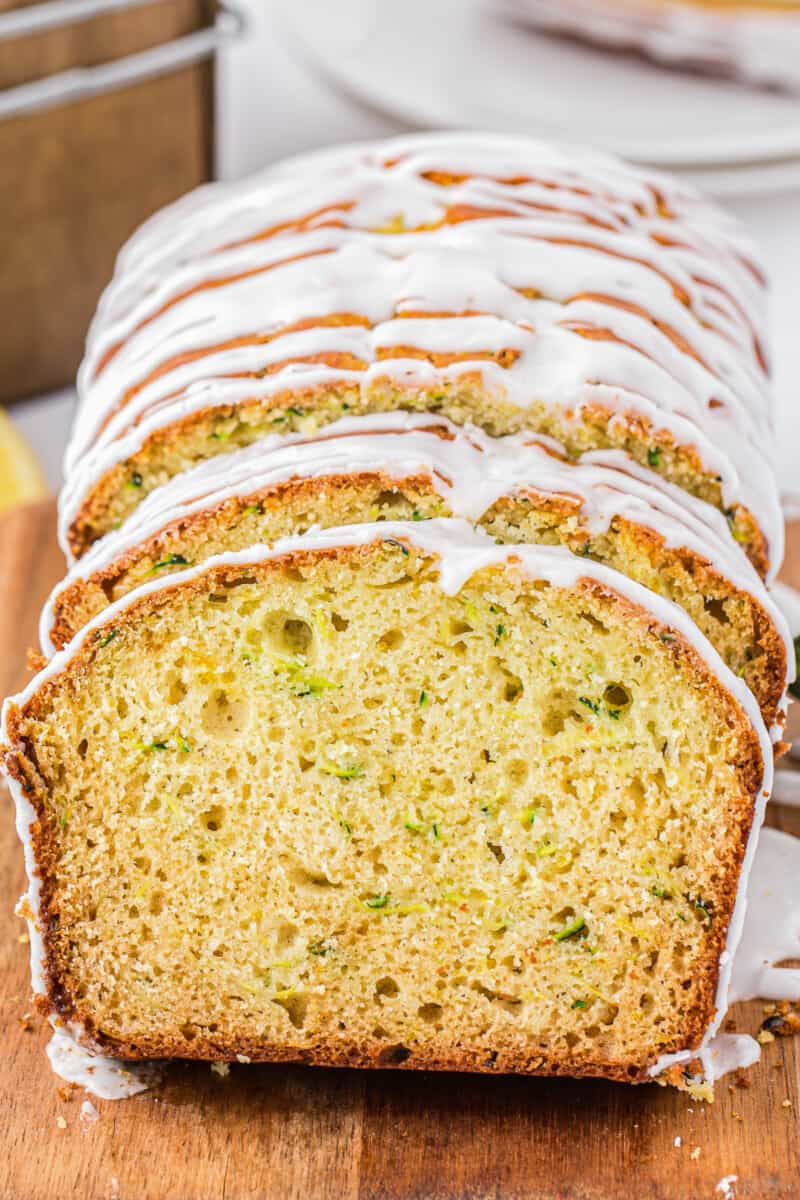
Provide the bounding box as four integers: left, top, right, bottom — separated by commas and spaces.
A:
554, 917, 586, 942
147, 554, 190, 575
321, 762, 364, 780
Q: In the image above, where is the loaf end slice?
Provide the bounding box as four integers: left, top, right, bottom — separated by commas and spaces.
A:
3, 521, 768, 1085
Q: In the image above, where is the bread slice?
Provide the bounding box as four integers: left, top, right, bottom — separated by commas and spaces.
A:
59, 134, 782, 576
3, 521, 770, 1085
45, 415, 791, 728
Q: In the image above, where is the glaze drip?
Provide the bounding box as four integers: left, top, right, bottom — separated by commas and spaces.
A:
45, 413, 793, 679
59, 134, 783, 574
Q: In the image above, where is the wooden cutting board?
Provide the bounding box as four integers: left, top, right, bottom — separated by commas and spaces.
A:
1, 500, 798, 1200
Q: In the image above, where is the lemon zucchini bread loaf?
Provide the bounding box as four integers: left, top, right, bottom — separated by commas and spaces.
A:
44, 413, 791, 728
1, 522, 773, 1083
3, 133, 788, 1093
505, 0, 800, 92
59, 134, 782, 577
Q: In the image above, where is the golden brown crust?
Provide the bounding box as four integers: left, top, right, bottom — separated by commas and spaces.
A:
26, 648, 47, 674
51, 469, 437, 649
4, 540, 765, 1085
52, 468, 786, 727
64, 385, 770, 577
50, 1026, 665, 1084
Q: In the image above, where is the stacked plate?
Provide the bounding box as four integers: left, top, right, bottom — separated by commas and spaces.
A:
271, 0, 800, 199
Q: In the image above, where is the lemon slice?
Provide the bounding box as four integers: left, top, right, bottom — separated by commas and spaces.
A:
0, 408, 46, 514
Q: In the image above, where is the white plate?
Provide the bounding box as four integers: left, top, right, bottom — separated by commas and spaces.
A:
677, 157, 800, 199
271, 0, 800, 171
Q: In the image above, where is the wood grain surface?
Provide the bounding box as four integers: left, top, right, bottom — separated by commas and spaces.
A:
1, 499, 798, 1200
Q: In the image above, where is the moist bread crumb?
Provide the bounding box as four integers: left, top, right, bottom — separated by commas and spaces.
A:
4, 530, 764, 1082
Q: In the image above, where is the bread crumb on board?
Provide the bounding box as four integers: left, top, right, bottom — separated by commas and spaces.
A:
759, 1004, 800, 1040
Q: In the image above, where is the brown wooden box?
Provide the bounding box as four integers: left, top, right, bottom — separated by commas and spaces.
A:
0, 0, 217, 403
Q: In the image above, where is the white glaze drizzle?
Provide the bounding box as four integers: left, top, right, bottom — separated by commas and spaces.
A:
771, 579, 799, 803
44, 414, 794, 682
46, 1028, 154, 1100
651, 824, 800, 1082
505, 0, 800, 92
728, 827, 800, 1004
1, 518, 774, 1089
80, 1099, 100, 1123
58, 133, 783, 576
772, 580, 800, 637
647, 820, 800, 1084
